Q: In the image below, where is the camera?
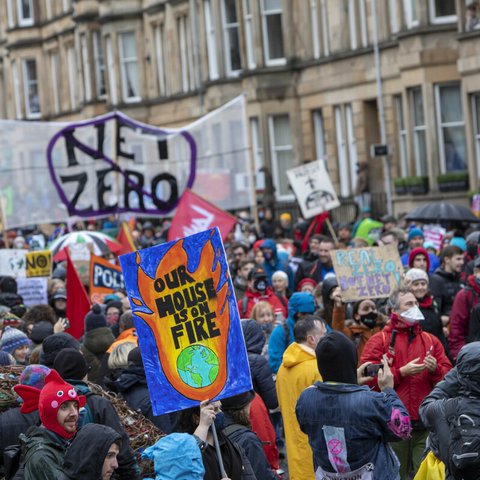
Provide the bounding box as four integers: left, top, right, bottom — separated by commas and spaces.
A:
363, 364, 383, 377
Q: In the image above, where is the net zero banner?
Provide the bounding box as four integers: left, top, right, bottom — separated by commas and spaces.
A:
331, 246, 404, 302
119, 227, 252, 415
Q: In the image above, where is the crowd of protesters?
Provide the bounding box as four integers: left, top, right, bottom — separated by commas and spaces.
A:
1, 206, 480, 479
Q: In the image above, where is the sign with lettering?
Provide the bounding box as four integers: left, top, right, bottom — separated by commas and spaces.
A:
0, 96, 251, 229
119, 227, 252, 415
331, 246, 403, 302
0, 249, 27, 277
17, 277, 48, 306
26, 250, 52, 278
286, 160, 340, 219
90, 254, 125, 304
68, 244, 91, 286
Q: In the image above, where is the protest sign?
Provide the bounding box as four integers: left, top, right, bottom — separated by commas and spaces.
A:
168, 189, 237, 242
17, 277, 48, 306
119, 227, 252, 415
331, 246, 404, 302
68, 243, 91, 285
26, 250, 52, 278
423, 225, 446, 252
90, 254, 125, 304
286, 160, 340, 219
0, 96, 252, 228
0, 249, 27, 277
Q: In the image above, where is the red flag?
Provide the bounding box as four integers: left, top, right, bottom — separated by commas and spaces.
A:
66, 253, 91, 339
116, 221, 137, 255
168, 189, 237, 241
301, 211, 330, 253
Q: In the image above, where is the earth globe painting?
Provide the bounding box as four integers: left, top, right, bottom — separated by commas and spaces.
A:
177, 344, 220, 388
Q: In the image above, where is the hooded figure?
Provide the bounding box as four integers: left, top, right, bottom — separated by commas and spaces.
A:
420, 342, 480, 480
260, 238, 294, 290
59, 424, 122, 480
296, 331, 411, 479
268, 292, 316, 373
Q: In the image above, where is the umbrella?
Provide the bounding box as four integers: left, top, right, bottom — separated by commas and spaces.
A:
405, 202, 479, 223
48, 231, 122, 262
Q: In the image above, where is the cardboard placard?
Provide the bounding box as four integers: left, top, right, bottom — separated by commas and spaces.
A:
17, 277, 48, 306
119, 227, 252, 416
286, 160, 340, 219
26, 250, 52, 278
331, 246, 404, 302
89, 254, 125, 304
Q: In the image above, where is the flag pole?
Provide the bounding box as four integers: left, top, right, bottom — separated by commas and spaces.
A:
210, 422, 227, 478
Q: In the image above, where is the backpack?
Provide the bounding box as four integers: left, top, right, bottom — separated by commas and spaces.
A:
445, 398, 480, 480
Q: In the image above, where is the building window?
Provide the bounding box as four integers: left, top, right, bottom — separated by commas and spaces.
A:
17, 0, 34, 27
154, 24, 169, 96
80, 34, 92, 102
50, 52, 61, 114
313, 109, 326, 159
359, 0, 368, 47
345, 105, 358, 194
250, 117, 264, 171
66, 47, 78, 111
410, 87, 427, 176
22, 59, 40, 118
395, 95, 409, 176
261, 0, 285, 66
320, 0, 330, 56
243, 0, 256, 68
310, 0, 321, 59
177, 15, 196, 92
465, 0, 480, 31
389, 0, 400, 34
429, 0, 456, 24
348, 0, 358, 49
403, 0, 419, 28
7, 0, 15, 28
473, 93, 480, 175
204, 0, 219, 79
221, 0, 241, 75
93, 31, 106, 99
11, 61, 22, 118
268, 114, 295, 199
435, 84, 467, 173
335, 106, 350, 197
105, 36, 118, 105
118, 32, 141, 102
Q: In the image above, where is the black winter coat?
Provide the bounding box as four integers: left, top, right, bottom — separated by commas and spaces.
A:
241, 320, 278, 410
418, 296, 450, 357
429, 268, 463, 316
114, 366, 179, 434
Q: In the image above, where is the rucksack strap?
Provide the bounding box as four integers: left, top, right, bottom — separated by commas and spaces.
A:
222, 423, 248, 437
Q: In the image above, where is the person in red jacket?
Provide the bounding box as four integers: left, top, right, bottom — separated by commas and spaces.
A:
361, 287, 452, 480
449, 257, 480, 360
237, 267, 287, 319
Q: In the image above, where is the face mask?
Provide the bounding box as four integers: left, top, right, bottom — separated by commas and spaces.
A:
261, 323, 273, 334
213, 411, 225, 431
359, 311, 377, 329
400, 306, 424, 324
254, 278, 267, 292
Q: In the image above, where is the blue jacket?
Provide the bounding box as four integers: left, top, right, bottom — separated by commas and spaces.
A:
268, 292, 316, 374
261, 239, 294, 290
296, 382, 411, 479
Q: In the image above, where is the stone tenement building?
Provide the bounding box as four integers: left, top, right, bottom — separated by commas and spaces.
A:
0, 0, 479, 216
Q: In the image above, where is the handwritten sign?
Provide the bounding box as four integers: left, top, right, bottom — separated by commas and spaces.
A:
119, 227, 252, 415
331, 246, 403, 302
423, 225, 446, 253
286, 160, 340, 219
90, 254, 125, 304
26, 250, 52, 278
17, 277, 48, 306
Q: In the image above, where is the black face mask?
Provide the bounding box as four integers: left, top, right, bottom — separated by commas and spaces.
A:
359, 311, 378, 329
254, 278, 267, 292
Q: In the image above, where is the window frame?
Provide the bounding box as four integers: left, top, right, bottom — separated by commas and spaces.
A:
153, 24, 169, 96
348, 0, 358, 50
22, 58, 41, 119
403, 0, 419, 28
221, 0, 242, 76
11, 60, 22, 119
92, 31, 107, 99
178, 15, 190, 92
313, 109, 326, 160
49, 51, 61, 114
17, 0, 34, 27
388, 0, 400, 34
250, 117, 265, 190
243, 0, 256, 69
334, 106, 350, 197
105, 36, 118, 105
345, 104, 358, 194
429, 0, 457, 25
394, 94, 409, 177
66, 46, 78, 111
80, 33, 92, 102
320, 0, 330, 56
268, 114, 295, 200
7, 0, 15, 28
434, 83, 466, 173
261, 0, 286, 67
204, 0, 220, 79
310, 0, 321, 59
472, 93, 480, 177
410, 87, 428, 176
118, 31, 141, 103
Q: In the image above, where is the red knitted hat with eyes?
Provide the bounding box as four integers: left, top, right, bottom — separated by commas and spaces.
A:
14, 369, 86, 439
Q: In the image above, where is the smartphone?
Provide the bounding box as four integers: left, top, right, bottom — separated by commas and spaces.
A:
363, 364, 383, 377
63, 318, 70, 329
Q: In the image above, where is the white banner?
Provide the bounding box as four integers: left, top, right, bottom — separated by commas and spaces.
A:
286, 160, 340, 219
17, 277, 48, 306
0, 96, 252, 228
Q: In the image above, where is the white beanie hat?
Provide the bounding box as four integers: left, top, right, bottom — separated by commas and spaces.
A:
405, 268, 429, 284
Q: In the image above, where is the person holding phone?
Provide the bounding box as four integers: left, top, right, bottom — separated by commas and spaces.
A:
361, 287, 452, 479
296, 331, 411, 479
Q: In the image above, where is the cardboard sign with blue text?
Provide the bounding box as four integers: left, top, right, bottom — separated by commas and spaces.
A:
331, 245, 404, 302
119, 227, 252, 415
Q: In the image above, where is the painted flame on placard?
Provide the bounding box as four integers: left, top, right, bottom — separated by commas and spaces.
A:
131, 231, 229, 401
